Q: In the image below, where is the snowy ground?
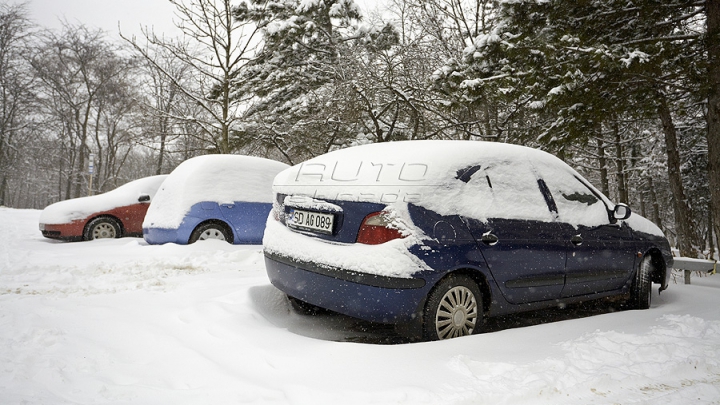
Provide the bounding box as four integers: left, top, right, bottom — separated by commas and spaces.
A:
1, 207, 719, 404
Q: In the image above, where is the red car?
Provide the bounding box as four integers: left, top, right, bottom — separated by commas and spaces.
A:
39, 175, 168, 241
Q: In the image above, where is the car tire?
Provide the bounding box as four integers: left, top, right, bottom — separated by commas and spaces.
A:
189, 222, 233, 244
422, 274, 483, 341
84, 217, 122, 240
629, 255, 653, 310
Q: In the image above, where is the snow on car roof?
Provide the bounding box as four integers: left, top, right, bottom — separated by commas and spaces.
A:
39, 175, 168, 225
274, 140, 559, 191
274, 140, 613, 222
143, 155, 289, 229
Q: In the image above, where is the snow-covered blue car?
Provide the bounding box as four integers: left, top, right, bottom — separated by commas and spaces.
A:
143, 155, 289, 245
263, 141, 673, 341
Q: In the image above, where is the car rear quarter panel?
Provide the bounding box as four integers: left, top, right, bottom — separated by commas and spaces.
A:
104, 203, 150, 236
222, 201, 274, 244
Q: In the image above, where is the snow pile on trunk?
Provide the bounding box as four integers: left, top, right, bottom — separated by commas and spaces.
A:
263, 206, 429, 279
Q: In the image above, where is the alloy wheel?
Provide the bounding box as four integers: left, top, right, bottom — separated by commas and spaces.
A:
91, 222, 117, 239
198, 228, 227, 241
435, 285, 478, 339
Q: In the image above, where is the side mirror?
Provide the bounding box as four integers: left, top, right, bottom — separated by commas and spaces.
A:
138, 194, 151, 203
613, 203, 631, 220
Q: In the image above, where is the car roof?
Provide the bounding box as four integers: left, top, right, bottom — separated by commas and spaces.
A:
273, 140, 618, 222
274, 140, 570, 192
143, 154, 289, 229
39, 175, 168, 225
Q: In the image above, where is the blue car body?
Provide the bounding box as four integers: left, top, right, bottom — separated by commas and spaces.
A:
263, 141, 673, 339
265, 201, 671, 324
143, 201, 273, 244
142, 154, 289, 245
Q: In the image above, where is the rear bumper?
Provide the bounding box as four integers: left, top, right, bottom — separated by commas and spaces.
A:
264, 252, 430, 324
143, 227, 188, 245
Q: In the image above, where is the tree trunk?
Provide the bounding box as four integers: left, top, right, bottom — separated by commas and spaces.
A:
73, 145, 86, 198
596, 128, 610, 196
708, 200, 715, 259
639, 184, 647, 218
0, 175, 6, 206
706, 0, 720, 259
156, 115, 168, 175
613, 120, 628, 203
657, 94, 697, 257
647, 176, 662, 229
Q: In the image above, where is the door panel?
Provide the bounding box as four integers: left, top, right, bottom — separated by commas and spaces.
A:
561, 222, 637, 297
464, 217, 566, 304
532, 162, 638, 297
452, 158, 565, 305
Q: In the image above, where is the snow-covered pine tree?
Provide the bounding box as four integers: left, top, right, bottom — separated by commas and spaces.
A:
435, 0, 706, 257
234, 0, 402, 162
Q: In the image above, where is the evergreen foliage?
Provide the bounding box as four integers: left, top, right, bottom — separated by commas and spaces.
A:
233, 0, 401, 161
435, 0, 705, 148
432, 0, 708, 255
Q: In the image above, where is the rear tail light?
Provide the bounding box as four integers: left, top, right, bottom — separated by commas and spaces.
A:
272, 203, 281, 221
356, 211, 405, 245
272, 193, 286, 221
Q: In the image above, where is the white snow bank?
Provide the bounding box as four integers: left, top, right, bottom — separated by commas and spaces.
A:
444, 314, 720, 404
1, 208, 719, 404
38, 175, 168, 224
143, 155, 289, 229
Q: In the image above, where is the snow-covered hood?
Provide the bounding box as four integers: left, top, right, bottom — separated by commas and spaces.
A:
143, 155, 289, 229
39, 175, 168, 225
625, 212, 666, 238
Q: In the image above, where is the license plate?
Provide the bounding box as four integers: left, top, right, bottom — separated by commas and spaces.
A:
287, 209, 334, 235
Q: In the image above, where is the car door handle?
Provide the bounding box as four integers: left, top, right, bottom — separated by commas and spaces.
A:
481, 233, 499, 246
571, 235, 583, 246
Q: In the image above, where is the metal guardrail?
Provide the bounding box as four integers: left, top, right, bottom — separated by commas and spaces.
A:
672, 257, 717, 284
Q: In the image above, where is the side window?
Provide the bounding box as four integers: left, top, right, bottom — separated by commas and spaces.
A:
537, 165, 610, 226
424, 159, 555, 222
466, 160, 555, 222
